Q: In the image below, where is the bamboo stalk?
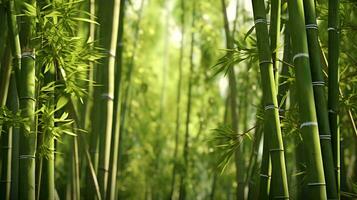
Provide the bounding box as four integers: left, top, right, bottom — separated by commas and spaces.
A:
106, 0, 125, 199
178, 3, 195, 199
0, 43, 12, 107
287, 0, 327, 198
73, 135, 80, 200
0, 0, 8, 62
269, 0, 282, 87
327, 0, 341, 195
9, 74, 19, 200
251, 0, 289, 199
96, 0, 122, 194
3, 0, 21, 104
0, 73, 16, 200
116, 1, 145, 198
303, 0, 338, 198
277, 25, 291, 110
259, 117, 273, 199
246, 123, 263, 200
169, 0, 185, 198
84, 0, 98, 198
221, 0, 246, 198
39, 64, 56, 200
17, 0, 37, 199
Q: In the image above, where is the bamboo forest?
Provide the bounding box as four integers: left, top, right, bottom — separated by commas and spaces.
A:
1, 0, 357, 199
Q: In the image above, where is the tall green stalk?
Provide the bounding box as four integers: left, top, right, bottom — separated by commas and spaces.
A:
251, 0, 289, 199
0, 74, 16, 200
38, 64, 55, 200
9, 74, 19, 200
220, 0, 244, 198
4, 0, 21, 101
169, 0, 185, 198
258, 123, 271, 199
269, 0, 282, 87
0, 0, 8, 62
0, 44, 11, 107
178, 3, 195, 199
106, 0, 125, 199
84, 0, 98, 198
116, 1, 144, 197
327, 0, 340, 195
246, 123, 263, 200
287, 0, 327, 198
303, 0, 338, 198
277, 24, 291, 109
17, 0, 37, 199
96, 0, 121, 196
3, 3, 21, 199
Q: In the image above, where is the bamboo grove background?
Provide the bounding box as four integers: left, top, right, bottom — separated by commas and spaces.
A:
0, 0, 356, 199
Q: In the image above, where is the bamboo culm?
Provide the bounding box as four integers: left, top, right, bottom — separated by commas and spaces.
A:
17, 0, 37, 199
106, 0, 125, 199
303, 0, 338, 198
288, 0, 327, 198
327, 0, 340, 195
251, 0, 290, 199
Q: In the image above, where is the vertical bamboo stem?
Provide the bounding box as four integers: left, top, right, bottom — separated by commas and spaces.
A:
169, 0, 185, 198
327, 0, 340, 196
288, 0, 327, 198
251, 0, 289, 198
269, 0, 282, 87
178, 2, 195, 199
106, 0, 125, 198
303, 0, 338, 198
17, 0, 37, 198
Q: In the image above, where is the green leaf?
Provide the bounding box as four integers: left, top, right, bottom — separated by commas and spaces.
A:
56, 96, 69, 110
73, 17, 99, 25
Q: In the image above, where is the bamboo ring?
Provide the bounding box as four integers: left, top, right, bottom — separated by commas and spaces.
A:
300, 121, 318, 129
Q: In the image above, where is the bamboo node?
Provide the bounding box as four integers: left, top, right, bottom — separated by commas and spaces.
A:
98, 167, 109, 172
19, 154, 36, 159
21, 51, 36, 60
101, 93, 114, 100
272, 196, 289, 199
328, 109, 336, 114
300, 121, 318, 129
306, 24, 318, 30
328, 27, 338, 32
319, 135, 331, 140
254, 18, 267, 25
0, 180, 12, 183
264, 104, 275, 110
307, 182, 326, 186
259, 60, 273, 65
293, 53, 309, 62
1, 146, 12, 149
269, 148, 284, 152
19, 96, 36, 102
107, 50, 116, 58
312, 81, 325, 86
259, 173, 271, 179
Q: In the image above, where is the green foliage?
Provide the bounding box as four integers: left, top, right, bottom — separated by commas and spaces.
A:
0, 106, 24, 130
1, 0, 357, 199
212, 37, 258, 78
209, 123, 254, 173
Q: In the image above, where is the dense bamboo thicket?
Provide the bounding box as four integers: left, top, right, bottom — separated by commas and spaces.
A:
0, 0, 356, 199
